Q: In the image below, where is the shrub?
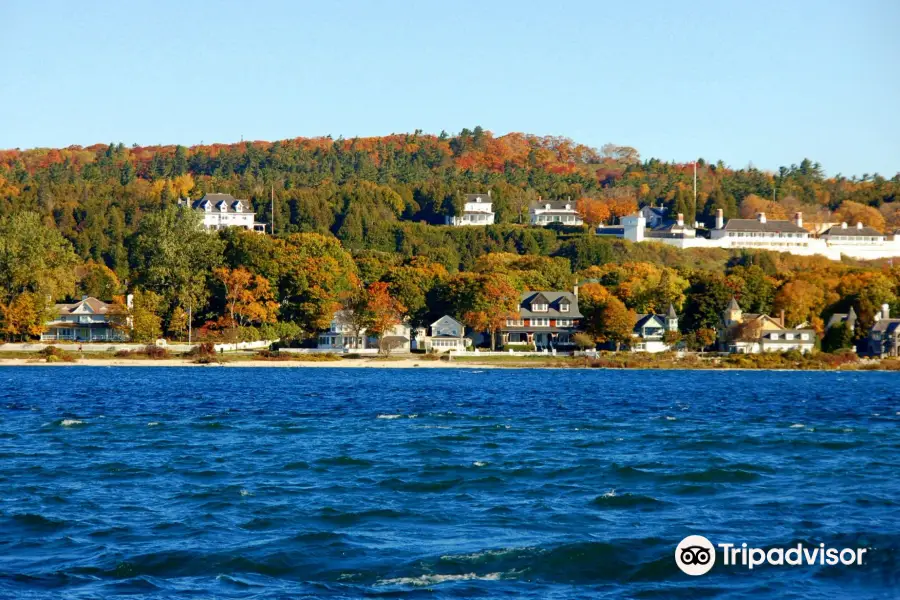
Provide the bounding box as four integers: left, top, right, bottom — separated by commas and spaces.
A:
40, 346, 76, 363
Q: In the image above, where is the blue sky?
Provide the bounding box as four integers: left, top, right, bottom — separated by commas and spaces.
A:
1, 0, 898, 177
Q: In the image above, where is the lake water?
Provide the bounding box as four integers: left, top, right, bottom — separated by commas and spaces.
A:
0, 367, 897, 598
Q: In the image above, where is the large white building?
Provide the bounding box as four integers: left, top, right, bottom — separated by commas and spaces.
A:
613, 208, 900, 261
530, 200, 584, 226
446, 193, 495, 226
180, 193, 266, 232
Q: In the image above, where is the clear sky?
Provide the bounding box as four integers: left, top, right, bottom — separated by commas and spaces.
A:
1, 0, 898, 177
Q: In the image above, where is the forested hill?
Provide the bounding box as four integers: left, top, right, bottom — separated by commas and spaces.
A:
0, 127, 898, 277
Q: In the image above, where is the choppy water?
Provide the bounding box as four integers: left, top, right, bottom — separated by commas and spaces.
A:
0, 367, 898, 598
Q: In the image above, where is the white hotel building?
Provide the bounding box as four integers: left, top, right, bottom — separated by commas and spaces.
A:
613, 208, 900, 261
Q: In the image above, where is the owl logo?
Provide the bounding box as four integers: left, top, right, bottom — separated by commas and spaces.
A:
675, 535, 716, 575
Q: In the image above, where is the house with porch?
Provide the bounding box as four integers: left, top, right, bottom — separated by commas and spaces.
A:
445, 193, 496, 226
420, 315, 469, 352
530, 200, 584, 226
317, 310, 411, 352
631, 304, 679, 353
718, 297, 815, 354
41, 296, 128, 342
501, 291, 582, 351
179, 193, 267, 232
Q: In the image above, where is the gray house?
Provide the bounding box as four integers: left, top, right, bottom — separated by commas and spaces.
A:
41, 296, 127, 342
862, 304, 900, 357
631, 304, 679, 353
422, 316, 469, 352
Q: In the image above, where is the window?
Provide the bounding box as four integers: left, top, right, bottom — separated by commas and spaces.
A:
557, 319, 572, 327
770, 333, 779, 340
785, 333, 795, 340
506, 319, 524, 327
800, 333, 809, 340
559, 303, 570, 312
532, 303, 548, 312
531, 318, 550, 327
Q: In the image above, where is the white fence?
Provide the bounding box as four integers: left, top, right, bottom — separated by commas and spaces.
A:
0, 340, 277, 354
280, 347, 380, 355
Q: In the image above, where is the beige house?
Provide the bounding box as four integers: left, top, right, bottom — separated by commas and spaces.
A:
718, 297, 815, 354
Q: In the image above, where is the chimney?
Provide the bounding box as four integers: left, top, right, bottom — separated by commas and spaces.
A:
794, 212, 803, 228
882, 303, 890, 320
780, 309, 785, 328
573, 284, 579, 298
677, 213, 684, 226
487, 190, 492, 198
715, 208, 724, 229
758, 212, 767, 224
841, 222, 848, 229
857, 222, 863, 230
126, 294, 134, 310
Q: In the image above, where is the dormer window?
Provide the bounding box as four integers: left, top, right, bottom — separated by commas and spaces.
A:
233, 202, 243, 213
559, 303, 570, 312
565, 204, 571, 210
532, 303, 548, 312
218, 202, 227, 212
545, 204, 551, 210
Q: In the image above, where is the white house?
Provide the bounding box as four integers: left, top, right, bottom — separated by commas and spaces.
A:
180, 193, 267, 232
421, 315, 469, 352
317, 311, 411, 352
41, 296, 127, 342
631, 304, 679, 353
446, 193, 496, 226
530, 200, 584, 226
709, 211, 810, 249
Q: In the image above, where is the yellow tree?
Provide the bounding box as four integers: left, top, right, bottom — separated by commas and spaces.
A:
215, 267, 279, 329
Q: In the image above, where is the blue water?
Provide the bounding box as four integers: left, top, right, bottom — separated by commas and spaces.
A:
0, 367, 897, 599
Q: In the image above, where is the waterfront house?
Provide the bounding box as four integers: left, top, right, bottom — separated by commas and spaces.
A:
501, 291, 582, 350
718, 297, 815, 354
861, 304, 900, 357
317, 311, 411, 352
616, 205, 697, 242
631, 304, 679, 353
179, 193, 267, 232
445, 193, 496, 226
41, 296, 127, 342
530, 200, 584, 226
421, 315, 469, 352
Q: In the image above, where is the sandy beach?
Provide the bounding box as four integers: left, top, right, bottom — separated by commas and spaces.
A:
0, 357, 498, 369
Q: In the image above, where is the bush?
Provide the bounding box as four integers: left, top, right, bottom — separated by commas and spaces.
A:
40, 346, 76, 363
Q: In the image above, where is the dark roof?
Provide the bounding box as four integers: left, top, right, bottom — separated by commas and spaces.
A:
531, 201, 577, 212
464, 193, 492, 204
634, 314, 665, 330
518, 291, 583, 318
192, 193, 252, 213
870, 319, 900, 334
822, 224, 884, 237
596, 226, 625, 236
723, 218, 807, 234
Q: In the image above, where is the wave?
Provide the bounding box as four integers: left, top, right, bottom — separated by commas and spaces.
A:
8, 512, 69, 531
378, 572, 503, 586
591, 492, 667, 510
59, 419, 84, 427
315, 456, 373, 468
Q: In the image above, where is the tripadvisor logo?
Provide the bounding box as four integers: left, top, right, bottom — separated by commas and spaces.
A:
675, 535, 869, 576
675, 535, 716, 576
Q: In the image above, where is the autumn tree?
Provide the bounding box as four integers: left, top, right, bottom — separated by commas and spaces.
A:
577, 197, 612, 227
214, 267, 279, 329
0, 292, 51, 341
130, 290, 164, 343
441, 272, 519, 350
832, 200, 886, 231
365, 281, 407, 355
596, 295, 636, 351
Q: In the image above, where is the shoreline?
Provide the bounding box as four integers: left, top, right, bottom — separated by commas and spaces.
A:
0, 356, 894, 372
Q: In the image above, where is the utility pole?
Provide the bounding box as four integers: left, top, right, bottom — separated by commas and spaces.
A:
270, 184, 275, 235
188, 298, 192, 345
